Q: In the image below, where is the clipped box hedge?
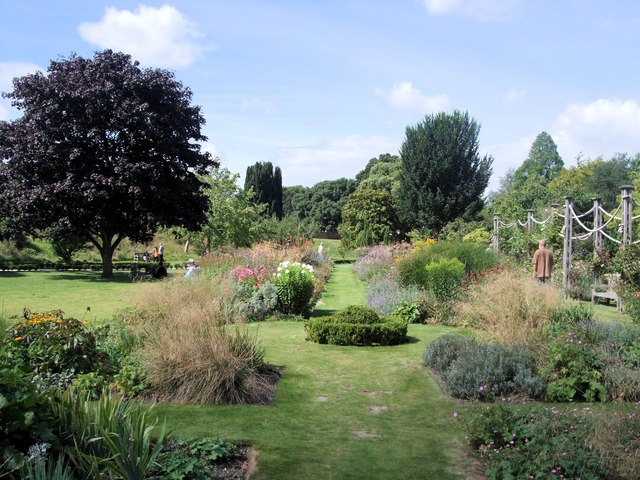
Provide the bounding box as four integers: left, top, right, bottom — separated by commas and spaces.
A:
305, 305, 408, 346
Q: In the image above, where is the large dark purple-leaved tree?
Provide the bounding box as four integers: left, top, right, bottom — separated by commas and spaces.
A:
0, 50, 217, 277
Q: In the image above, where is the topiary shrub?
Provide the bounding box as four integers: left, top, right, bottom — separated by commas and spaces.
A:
305, 305, 408, 346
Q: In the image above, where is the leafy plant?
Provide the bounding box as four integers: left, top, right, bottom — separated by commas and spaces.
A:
392, 302, 421, 324
8, 310, 101, 381
51, 389, 167, 480
463, 404, 608, 480
423, 257, 466, 301
272, 261, 316, 316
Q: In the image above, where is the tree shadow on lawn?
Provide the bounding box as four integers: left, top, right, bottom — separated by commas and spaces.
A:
0, 272, 27, 278
49, 272, 133, 284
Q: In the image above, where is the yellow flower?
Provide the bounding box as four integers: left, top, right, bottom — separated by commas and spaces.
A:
83, 320, 89, 324
14, 336, 23, 341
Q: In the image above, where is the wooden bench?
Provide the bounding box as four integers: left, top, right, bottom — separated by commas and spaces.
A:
592, 273, 622, 311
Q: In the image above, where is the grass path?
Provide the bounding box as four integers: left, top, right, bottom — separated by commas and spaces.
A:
311, 263, 368, 316
156, 263, 479, 479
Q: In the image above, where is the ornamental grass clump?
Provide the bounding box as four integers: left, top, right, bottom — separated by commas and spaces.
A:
272, 261, 316, 316
457, 269, 562, 350
128, 278, 275, 404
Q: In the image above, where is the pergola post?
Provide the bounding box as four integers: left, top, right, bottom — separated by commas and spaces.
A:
492, 213, 499, 252
593, 197, 603, 285
621, 185, 634, 247
562, 196, 573, 293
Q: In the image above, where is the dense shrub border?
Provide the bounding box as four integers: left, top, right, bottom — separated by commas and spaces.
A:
305, 305, 408, 346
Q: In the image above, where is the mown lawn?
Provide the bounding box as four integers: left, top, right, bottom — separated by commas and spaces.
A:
0, 270, 142, 321
155, 322, 476, 480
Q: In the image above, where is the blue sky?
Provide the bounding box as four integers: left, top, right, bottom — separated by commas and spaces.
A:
2, 1, 640, 191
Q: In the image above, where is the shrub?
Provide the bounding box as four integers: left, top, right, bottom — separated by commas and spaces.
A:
614, 244, 640, 324
423, 257, 465, 301
0, 348, 56, 474
540, 327, 606, 402
272, 261, 316, 316
424, 335, 545, 400
423, 334, 475, 374
8, 310, 102, 383
366, 275, 421, 317
392, 301, 421, 323
235, 282, 279, 322
397, 240, 498, 288
463, 404, 608, 480
305, 305, 408, 346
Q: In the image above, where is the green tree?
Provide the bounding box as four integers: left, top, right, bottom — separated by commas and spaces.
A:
198, 168, 266, 250
0, 50, 215, 277
338, 188, 401, 248
398, 111, 493, 233
244, 161, 283, 219
355, 153, 400, 184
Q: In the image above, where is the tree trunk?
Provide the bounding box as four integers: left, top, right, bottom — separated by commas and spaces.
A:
101, 241, 114, 278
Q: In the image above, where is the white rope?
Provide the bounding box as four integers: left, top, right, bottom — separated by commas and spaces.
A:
517, 219, 528, 227
632, 239, 640, 245
600, 203, 622, 221
531, 215, 552, 225
498, 221, 516, 228
555, 211, 565, 219
573, 205, 595, 219
572, 232, 593, 241
601, 230, 622, 244
632, 213, 640, 220
569, 205, 596, 233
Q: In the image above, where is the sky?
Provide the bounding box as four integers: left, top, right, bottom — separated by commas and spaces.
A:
2, 0, 640, 192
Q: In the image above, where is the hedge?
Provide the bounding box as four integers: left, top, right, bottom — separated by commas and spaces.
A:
305, 305, 408, 346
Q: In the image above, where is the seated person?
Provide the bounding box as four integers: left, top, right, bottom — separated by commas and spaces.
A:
184, 259, 199, 279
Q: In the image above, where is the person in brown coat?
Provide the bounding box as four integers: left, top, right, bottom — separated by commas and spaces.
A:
532, 239, 553, 282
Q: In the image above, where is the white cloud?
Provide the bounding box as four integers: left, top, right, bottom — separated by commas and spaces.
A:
375, 81, 450, 113
0, 61, 43, 120
78, 4, 208, 69
275, 135, 400, 186
423, 0, 518, 21
552, 98, 640, 163
503, 87, 526, 104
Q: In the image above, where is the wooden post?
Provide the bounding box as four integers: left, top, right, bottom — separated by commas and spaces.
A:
593, 197, 603, 285
527, 209, 534, 231
492, 213, 499, 252
621, 185, 633, 247
563, 196, 573, 293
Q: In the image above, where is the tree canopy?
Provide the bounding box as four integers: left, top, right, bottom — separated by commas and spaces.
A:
244, 161, 283, 219
397, 110, 493, 234
0, 50, 216, 276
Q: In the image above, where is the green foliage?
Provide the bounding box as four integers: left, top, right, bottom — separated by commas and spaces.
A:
397, 240, 498, 289
150, 437, 238, 480
541, 328, 607, 402
338, 188, 401, 248
423, 335, 545, 400
463, 404, 607, 480
615, 244, 640, 324
0, 349, 56, 474
244, 161, 283, 219
70, 372, 109, 399
273, 261, 316, 316
284, 178, 357, 232
198, 167, 268, 250
305, 305, 408, 346
237, 282, 279, 321
398, 110, 493, 233
392, 302, 420, 323
423, 258, 466, 302
21, 453, 74, 480
51, 389, 167, 480
8, 310, 101, 381
462, 227, 491, 245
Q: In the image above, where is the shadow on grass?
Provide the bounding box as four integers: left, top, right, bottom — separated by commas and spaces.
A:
49, 272, 133, 283
0, 272, 27, 278
310, 308, 336, 318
